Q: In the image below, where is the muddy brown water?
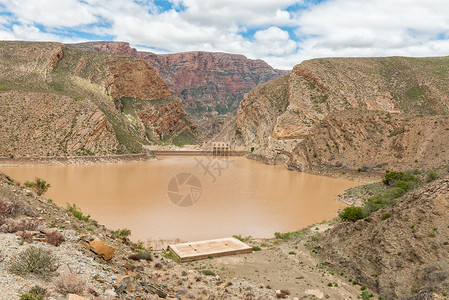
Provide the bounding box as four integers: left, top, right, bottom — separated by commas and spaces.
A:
0, 157, 360, 244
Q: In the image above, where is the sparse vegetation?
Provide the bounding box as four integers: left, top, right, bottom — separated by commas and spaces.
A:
426, 170, 439, 182
113, 228, 131, 238
201, 270, 215, 276
339, 206, 365, 222
24, 178, 50, 196
9, 246, 58, 277
45, 231, 65, 246
341, 170, 420, 222
66, 203, 90, 222
53, 271, 86, 295
20, 285, 47, 300
233, 234, 252, 242
381, 212, 391, 220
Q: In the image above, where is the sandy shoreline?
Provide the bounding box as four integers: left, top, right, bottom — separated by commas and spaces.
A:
0, 153, 150, 167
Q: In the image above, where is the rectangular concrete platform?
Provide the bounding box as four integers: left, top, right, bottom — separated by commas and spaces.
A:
167, 237, 253, 262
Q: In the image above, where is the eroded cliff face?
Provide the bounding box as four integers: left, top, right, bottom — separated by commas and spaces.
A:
0, 41, 198, 157
235, 56, 449, 172
69, 42, 288, 137
107, 60, 171, 100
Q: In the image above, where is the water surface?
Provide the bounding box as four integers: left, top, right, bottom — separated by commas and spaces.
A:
0, 157, 360, 243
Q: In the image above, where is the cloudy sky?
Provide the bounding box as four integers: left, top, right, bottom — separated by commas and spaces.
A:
0, 0, 448, 69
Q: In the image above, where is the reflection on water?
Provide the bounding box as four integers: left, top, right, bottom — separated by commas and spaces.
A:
0, 157, 360, 243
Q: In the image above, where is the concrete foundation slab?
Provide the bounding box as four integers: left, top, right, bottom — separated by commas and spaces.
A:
167, 237, 252, 262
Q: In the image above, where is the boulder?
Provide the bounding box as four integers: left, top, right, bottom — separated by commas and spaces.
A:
114, 275, 135, 292
89, 237, 115, 260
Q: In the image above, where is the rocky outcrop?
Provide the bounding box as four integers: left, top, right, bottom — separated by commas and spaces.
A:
107, 60, 171, 100
320, 177, 449, 298
69, 42, 288, 136
89, 237, 116, 261
0, 41, 199, 157
0, 91, 120, 157
234, 56, 449, 172
137, 98, 195, 140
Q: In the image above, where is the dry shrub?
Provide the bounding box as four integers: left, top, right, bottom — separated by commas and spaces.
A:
1, 218, 38, 233
0, 198, 20, 217
128, 253, 141, 261
9, 246, 59, 277
45, 231, 65, 246
53, 271, 86, 295
18, 231, 34, 243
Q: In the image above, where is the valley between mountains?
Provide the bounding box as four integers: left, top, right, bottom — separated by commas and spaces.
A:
0, 41, 448, 300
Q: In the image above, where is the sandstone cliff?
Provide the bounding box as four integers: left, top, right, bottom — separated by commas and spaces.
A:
0, 41, 198, 157
233, 56, 449, 172
70, 42, 288, 137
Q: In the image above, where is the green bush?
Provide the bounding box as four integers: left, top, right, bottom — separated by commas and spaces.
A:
20, 285, 47, 300
252, 246, 261, 251
233, 234, 251, 242
382, 171, 415, 185
10, 246, 58, 277
395, 180, 415, 192
381, 212, 391, 220
426, 171, 439, 183
138, 249, 152, 261
274, 232, 292, 240
24, 178, 51, 196
113, 228, 131, 238
339, 207, 365, 222
66, 203, 90, 222
201, 270, 215, 276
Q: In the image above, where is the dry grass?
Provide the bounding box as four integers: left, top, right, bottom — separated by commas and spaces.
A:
9, 246, 59, 277
1, 218, 38, 233
45, 231, 65, 246
0, 198, 20, 217
53, 271, 86, 295
18, 231, 34, 244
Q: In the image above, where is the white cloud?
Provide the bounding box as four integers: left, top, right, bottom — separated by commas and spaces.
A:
0, 0, 98, 28
295, 0, 449, 61
0, 0, 448, 69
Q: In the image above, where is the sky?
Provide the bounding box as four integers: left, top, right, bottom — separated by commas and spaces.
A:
0, 0, 448, 70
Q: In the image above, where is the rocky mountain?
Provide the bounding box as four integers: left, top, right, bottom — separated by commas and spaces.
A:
321, 176, 449, 299
0, 41, 199, 158
69, 42, 288, 137
230, 56, 449, 172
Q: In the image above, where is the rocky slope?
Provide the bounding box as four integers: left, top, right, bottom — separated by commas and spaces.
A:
0, 41, 199, 157
320, 176, 449, 299
69, 42, 288, 137
232, 56, 449, 172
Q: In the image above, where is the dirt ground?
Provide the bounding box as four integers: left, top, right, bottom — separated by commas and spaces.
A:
188, 223, 373, 299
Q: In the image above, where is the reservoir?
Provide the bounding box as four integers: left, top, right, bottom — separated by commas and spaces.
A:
0, 156, 360, 244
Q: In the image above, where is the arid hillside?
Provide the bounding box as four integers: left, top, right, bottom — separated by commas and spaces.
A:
231, 56, 449, 172
68, 42, 288, 137
0, 41, 199, 157
321, 175, 449, 299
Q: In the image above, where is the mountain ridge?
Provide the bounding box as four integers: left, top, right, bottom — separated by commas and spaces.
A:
227, 55, 449, 172
69, 41, 288, 137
